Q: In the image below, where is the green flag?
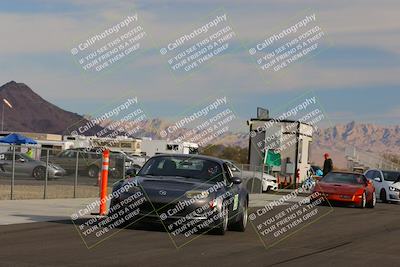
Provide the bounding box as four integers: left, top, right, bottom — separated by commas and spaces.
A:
264, 149, 281, 166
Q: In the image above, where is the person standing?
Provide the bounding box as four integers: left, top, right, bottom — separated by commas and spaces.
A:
323, 153, 333, 176
26, 148, 33, 158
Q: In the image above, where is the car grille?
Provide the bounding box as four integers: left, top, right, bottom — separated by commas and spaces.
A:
138, 201, 192, 218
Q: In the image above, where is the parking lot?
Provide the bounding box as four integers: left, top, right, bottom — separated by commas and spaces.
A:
1, 202, 399, 267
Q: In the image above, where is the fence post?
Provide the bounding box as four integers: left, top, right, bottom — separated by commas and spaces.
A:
43, 149, 49, 199
261, 164, 265, 194
100, 150, 110, 216
122, 155, 126, 179
251, 167, 256, 193
74, 151, 79, 198
10, 145, 15, 200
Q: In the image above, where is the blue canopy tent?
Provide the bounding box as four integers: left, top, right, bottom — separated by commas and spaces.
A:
0, 133, 37, 145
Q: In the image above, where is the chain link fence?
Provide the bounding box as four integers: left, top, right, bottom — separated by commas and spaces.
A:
0, 144, 146, 200
233, 163, 298, 192
0, 143, 286, 199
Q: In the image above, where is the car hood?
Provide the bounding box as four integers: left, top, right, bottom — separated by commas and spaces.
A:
33, 159, 64, 169
314, 182, 364, 195
124, 176, 226, 198
263, 174, 277, 181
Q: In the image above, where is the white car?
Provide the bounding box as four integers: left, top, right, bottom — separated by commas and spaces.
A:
225, 160, 278, 192
109, 150, 146, 169
261, 173, 278, 192
364, 169, 400, 203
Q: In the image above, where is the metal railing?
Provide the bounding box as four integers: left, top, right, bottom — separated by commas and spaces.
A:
345, 146, 400, 171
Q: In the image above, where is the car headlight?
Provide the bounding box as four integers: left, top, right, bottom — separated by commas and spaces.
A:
185, 190, 209, 199
209, 197, 223, 209
389, 186, 400, 192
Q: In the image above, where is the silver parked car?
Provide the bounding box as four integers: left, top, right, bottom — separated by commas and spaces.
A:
0, 152, 66, 179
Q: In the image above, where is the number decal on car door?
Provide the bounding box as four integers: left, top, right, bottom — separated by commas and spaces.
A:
233, 194, 239, 211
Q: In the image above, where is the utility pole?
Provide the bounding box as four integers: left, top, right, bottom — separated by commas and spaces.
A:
1, 98, 13, 132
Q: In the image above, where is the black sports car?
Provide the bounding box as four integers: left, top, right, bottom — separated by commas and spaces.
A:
109, 154, 249, 235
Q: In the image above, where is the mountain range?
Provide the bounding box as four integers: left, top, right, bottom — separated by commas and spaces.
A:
1, 81, 398, 168
0, 81, 102, 135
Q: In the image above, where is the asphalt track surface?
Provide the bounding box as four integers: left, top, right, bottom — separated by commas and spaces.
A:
1, 203, 399, 267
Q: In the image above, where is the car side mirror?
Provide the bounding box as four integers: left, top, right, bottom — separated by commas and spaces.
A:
231, 177, 242, 184
18, 158, 25, 163
373, 177, 382, 182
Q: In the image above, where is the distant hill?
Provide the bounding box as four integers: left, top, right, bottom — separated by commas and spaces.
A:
314, 121, 400, 154
1, 81, 398, 169
104, 118, 400, 168
97, 116, 250, 147
0, 81, 102, 135
311, 121, 400, 168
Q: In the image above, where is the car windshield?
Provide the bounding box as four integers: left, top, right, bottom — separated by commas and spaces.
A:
321, 173, 366, 185
382, 171, 400, 182
138, 156, 224, 182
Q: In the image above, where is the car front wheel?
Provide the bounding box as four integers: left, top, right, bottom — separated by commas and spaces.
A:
357, 192, 366, 208
212, 204, 228, 235
367, 191, 376, 208
229, 199, 248, 232
33, 166, 46, 180
380, 189, 388, 203
88, 165, 99, 178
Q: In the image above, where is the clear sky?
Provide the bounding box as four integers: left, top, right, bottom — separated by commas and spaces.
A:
1, 0, 399, 129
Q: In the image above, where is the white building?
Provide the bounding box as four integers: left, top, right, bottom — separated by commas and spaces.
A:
63, 135, 142, 155
248, 118, 313, 185
140, 138, 199, 157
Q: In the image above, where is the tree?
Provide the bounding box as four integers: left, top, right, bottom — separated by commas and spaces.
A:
200, 144, 248, 164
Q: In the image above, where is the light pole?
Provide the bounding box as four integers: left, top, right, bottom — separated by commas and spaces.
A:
1, 98, 13, 132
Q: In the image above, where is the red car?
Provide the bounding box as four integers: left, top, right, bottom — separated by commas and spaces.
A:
311, 172, 376, 208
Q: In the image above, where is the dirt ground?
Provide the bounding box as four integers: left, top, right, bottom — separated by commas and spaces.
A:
0, 184, 113, 200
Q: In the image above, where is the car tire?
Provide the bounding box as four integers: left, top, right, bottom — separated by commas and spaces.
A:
32, 166, 46, 180
357, 192, 366, 209
380, 189, 388, 203
229, 199, 248, 232
366, 191, 376, 208
111, 169, 122, 179
88, 165, 99, 178
212, 203, 228, 235
262, 186, 270, 193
